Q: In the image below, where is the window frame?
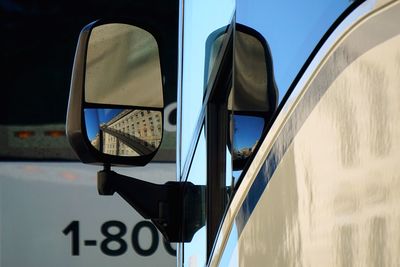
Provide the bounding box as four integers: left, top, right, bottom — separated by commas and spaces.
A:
179, 21, 234, 263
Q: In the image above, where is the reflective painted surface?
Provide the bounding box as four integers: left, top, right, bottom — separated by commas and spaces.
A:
238, 33, 400, 266
0, 162, 176, 266
215, 2, 400, 265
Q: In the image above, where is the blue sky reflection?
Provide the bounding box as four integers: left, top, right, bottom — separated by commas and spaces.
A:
233, 115, 264, 150
84, 108, 122, 140
236, 0, 352, 102
180, 0, 235, 174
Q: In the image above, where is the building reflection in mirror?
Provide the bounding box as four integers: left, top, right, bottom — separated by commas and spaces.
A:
85, 108, 162, 156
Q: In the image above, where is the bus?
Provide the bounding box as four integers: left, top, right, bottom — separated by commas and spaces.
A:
66, 0, 400, 266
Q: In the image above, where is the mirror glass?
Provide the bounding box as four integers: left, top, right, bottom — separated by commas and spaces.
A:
85, 23, 163, 108
231, 114, 265, 172
204, 30, 227, 86
84, 108, 162, 156
232, 29, 271, 112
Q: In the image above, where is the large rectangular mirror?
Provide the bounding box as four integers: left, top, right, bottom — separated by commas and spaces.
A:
85, 23, 163, 108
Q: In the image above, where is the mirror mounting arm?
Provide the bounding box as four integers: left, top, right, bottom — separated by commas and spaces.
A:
97, 167, 203, 242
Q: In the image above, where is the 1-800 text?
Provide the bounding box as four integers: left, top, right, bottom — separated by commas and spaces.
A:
63, 220, 176, 257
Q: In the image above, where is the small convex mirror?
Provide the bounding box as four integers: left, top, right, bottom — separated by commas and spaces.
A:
85, 108, 162, 156
83, 23, 163, 158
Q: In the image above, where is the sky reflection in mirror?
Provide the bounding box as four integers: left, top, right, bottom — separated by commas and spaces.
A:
85, 108, 122, 140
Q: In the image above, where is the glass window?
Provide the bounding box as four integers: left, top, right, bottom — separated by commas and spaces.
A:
183, 126, 207, 266
180, 0, 235, 175
236, 0, 357, 103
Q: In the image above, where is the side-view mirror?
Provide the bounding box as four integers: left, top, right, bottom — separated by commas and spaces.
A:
65, 18, 276, 243
67, 20, 164, 166
204, 25, 277, 173
65, 19, 205, 243
231, 25, 278, 171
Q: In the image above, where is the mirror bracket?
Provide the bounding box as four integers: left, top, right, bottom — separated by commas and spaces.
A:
97, 167, 204, 242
